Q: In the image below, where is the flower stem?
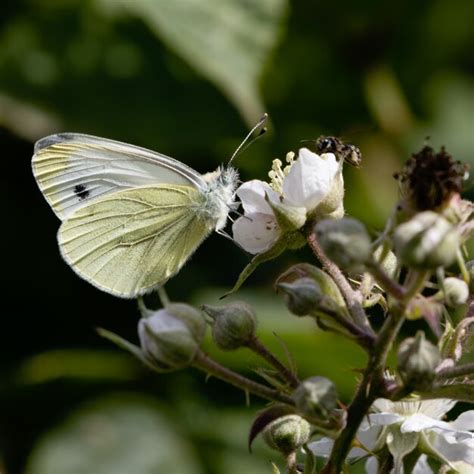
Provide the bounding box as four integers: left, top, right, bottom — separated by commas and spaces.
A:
286, 451, 298, 474
193, 351, 295, 405
366, 259, 406, 300
307, 231, 374, 336
247, 336, 300, 388
437, 362, 474, 380
321, 270, 429, 473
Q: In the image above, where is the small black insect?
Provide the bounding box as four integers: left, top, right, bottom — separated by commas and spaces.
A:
74, 184, 90, 201
311, 136, 362, 167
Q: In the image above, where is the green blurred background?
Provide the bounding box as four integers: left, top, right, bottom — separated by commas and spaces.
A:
1, 0, 473, 472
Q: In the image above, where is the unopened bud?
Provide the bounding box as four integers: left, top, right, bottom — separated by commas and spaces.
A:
292, 376, 338, 421
315, 218, 372, 271
393, 211, 459, 269
443, 277, 469, 307
276, 278, 323, 316
203, 302, 256, 351
397, 331, 441, 390
138, 303, 205, 370
373, 246, 398, 278
262, 415, 311, 455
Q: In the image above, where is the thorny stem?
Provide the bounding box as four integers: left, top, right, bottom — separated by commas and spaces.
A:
436, 362, 474, 381
286, 451, 298, 474
321, 270, 429, 473
307, 231, 374, 336
193, 351, 295, 406
247, 336, 300, 389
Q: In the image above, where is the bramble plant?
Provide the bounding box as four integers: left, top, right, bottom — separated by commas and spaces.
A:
40, 137, 474, 473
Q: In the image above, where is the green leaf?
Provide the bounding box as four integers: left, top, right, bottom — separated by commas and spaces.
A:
98, 0, 288, 124
26, 394, 204, 474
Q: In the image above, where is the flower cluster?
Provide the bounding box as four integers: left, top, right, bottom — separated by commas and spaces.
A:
232, 148, 344, 254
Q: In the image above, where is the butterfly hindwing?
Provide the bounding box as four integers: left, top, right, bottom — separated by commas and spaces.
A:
58, 184, 212, 298
32, 133, 206, 220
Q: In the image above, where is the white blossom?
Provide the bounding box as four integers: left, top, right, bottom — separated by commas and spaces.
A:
232, 148, 342, 254
309, 398, 474, 473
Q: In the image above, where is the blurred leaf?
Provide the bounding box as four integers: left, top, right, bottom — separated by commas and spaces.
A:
26, 394, 204, 474
98, 0, 288, 124
13, 349, 141, 385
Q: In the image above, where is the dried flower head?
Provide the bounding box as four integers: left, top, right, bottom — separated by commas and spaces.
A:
395, 145, 469, 213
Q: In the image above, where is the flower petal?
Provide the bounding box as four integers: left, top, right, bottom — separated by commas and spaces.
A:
308, 438, 366, 459
367, 412, 403, 426
432, 431, 474, 464
401, 413, 453, 433
232, 213, 279, 254
282, 148, 339, 210
412, 454, 434, 474
451, 410, 474, 431
236, 180, 280, 215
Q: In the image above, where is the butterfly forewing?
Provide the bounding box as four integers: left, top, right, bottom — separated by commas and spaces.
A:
32, 133, 206, 220
58, 184, 212, 298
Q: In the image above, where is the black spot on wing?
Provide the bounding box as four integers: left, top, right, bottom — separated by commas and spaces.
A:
74, 184, 90, 201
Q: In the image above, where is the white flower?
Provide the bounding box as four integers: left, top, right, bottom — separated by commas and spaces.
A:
309, 398, 474, 473
232, 148, 342, 254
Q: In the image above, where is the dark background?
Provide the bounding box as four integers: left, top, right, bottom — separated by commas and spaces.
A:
1, 0, 473, 472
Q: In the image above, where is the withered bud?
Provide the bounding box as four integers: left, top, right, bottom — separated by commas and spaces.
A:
202, 302, 257, 351
397, 331, 441, 390
262, 414, 311, 455
314, 218, 372, 271
292, 376, 338, 421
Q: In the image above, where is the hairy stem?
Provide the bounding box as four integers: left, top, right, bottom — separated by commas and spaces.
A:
437, 362, 474, 380
307, 231, 374, 335
247, 336, 300, 388
321, 270, 429, 473
286, 451, 298, 474
193, 351, 295, 405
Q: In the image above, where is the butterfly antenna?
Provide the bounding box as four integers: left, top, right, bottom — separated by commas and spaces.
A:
228, 113, 268, 165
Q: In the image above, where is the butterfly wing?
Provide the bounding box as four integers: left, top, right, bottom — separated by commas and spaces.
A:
32, 133, 206, 220
58, 184, 212, 298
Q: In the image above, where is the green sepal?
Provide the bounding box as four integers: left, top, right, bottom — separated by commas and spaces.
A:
418, 382, 474, 402
224, 231, 305, 297
97, 328, 169, 373
266, 194, 306, 232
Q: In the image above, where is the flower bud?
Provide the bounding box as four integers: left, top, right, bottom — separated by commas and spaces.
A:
292, 376, 338, 421
202, 302, 256, 351
276, 278, 323, 316
373, 246, 398, 278
397, 331, 441, 390
262, 414, 311, 455
266, 196, 307, 233
393, 211, 459, 269
138, 303, 206, 370
313, 163, 345, 217
314, 218, 372, 271
443, 277, 469, 307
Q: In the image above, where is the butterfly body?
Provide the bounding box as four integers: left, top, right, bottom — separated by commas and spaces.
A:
32, 133, 238, 298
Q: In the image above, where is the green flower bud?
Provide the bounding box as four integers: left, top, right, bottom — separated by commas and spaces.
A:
292, 376, 338, 421
393, 211, 459, 269
276, 278, 323, 316
203, 302, 257, 351
262, 414, 311, 455
315, 218, 372, 271
443, 277, 469, 307
138, 303, 206, 370
397, 331, 441, 390
373, 246, 398, 278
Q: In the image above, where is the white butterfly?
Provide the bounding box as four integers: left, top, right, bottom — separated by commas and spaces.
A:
32, 132, 244, 298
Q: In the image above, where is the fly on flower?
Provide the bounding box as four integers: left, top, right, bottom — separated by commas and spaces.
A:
305, 136, 362, 168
